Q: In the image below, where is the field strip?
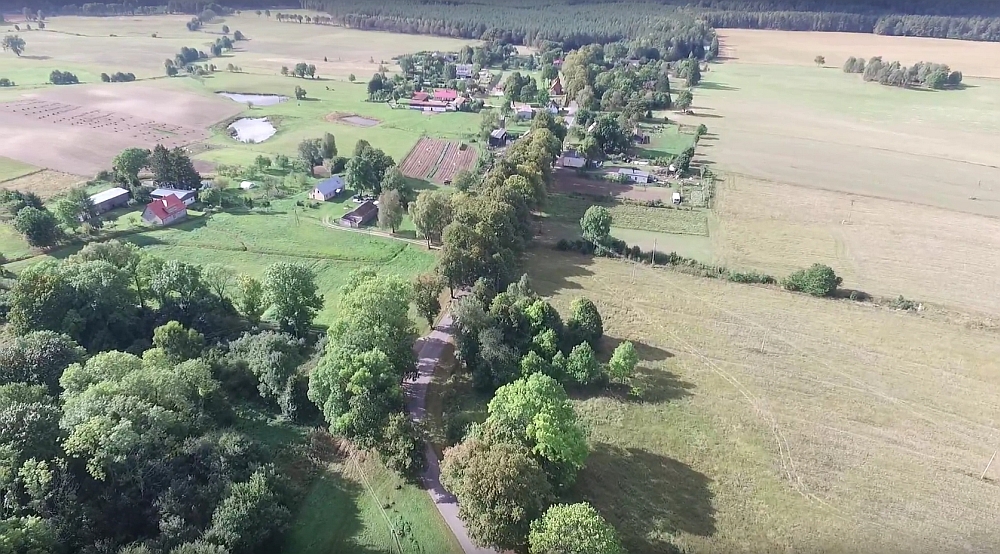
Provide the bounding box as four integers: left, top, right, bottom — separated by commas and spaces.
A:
428, 141, 450, 180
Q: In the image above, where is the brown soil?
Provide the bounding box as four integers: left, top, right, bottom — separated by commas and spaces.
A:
0, 170, 83, 199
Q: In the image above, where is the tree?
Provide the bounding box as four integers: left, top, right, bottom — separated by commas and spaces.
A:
377, 189, 403, 233
262, 263, 323, 336
452, 169, 477, 192
221, 24, 230, 34
233, 30, 245, 41
378, 412, 425, 480
13, 207, 60, 247
348, 73, 356, 82
100, 72, 110, 82
588, 115, 630, 155
379, 166, 412, 205
206, 467, 291, 552
229, 331, 304, 418
413, 273, 444, 326
440, 438, 552, 551
567, 297, 603, 347
0, 517, 57, 553
152, 321, 205, 363
410, 190, 453, 247
306, 64, 316, 78
294, 85, 307, 100
203, 263, 235, 300
674, 88, 693, 111
321, 132, 337, 159
235, 274, 266, 325
565, 342, 601, 386
2, 35, 25, 57
280, 65, 288, 76
487, 373, 588, 488
607, 340, 638, 384
529, 503, 625, 554
54, 188, 95, 230
782, 264, 842, 297
0, 331, 83, 392
293, 62, 308, 78
345, 145, 394, 195
297, 138, 323, 170
253, 154, 271, 172
815, 55, 826, 66
580, 205, 612, 246
112, 147, 150, 186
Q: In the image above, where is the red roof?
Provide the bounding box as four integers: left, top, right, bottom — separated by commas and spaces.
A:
433, 89, 458, 101
145, 194, 186, 221
412, 91, 430, 101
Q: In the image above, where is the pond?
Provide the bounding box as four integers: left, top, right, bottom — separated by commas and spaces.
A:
228, 118, 276, 143
217, 92, 288, 106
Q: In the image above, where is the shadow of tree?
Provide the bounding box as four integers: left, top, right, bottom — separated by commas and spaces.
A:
280, 468, 385, 554
697, 81, 739, 92
525, 248, 595, 297
572, 443, 716, 553
599, 335, 673, 361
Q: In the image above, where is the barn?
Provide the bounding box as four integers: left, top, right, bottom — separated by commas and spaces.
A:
339, 200, 378, 228
88, 187, 130, 214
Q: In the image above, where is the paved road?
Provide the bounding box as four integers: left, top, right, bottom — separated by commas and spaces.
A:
405, 315, 499, 554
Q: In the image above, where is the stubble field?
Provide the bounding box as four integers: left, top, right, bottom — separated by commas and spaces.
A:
529, 250, 1000, 554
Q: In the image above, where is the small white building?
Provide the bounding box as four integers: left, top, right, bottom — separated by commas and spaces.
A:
672, 191, 682, 205
456, 63, 475, 78
310, 176, 345, 202
512, 102, 534, 120
618, 168, 652, 183
559, 150, 587, 168
240, 181, 255, 190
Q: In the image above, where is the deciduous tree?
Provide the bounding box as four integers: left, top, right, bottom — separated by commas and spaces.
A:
262, 263, 323, 336
607, 340, 638, 384
580, 205, 612, 245
12, 207, 60, 247
412, 273, 444, 326
377, 189, 403, 233
409, 190, 453, 247
235, 274, 266, 325
529, 502, 625, 554
2, 35, 25, 56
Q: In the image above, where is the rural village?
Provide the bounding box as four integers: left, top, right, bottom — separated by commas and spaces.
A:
0, 2, 998, 554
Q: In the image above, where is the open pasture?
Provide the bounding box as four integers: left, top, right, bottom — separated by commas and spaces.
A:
398, 137, 476, 183
528, 250, 1000, 554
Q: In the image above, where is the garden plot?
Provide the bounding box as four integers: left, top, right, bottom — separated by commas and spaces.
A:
399, 137, 476, 183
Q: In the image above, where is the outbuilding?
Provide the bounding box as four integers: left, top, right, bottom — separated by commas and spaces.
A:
618, 168, 652, 183
89, 187, 130, 214
559, 150, 587, 168
150, 188, 198, 206
339, 200, 378, 228
489, 128, 508, 147
310, 176, 345, 202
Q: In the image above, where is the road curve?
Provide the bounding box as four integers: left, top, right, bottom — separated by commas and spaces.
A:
405, 315, 499, 554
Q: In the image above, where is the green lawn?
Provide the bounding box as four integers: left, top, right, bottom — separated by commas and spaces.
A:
543, 193, 710, 236
635, 122, 696, 160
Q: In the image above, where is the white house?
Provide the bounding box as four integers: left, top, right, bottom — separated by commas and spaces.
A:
618, 168, 652, 183
512, 102, 534, 120
559, 150, 587, 168
310, 176, 345, 201
456, 63, 475, 78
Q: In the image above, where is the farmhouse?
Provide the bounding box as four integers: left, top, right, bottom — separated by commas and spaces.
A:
142, 194, 187, 226
512, 102, 534, 120
559, 149, 587, 168
456, 63, 475, 78
310, 176, 345, 201
340, 200, 378, 228
89, 187, 130, 214
489, 128, 509, 147
433, 89, 458, 102
618, 167, 652, 183
150, 188, 197, 206
549, 75, 564, 96
411, 91, 430, 102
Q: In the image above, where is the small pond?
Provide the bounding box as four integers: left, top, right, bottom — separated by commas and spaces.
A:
228, 118, 276, 143
217, 92, 288, 106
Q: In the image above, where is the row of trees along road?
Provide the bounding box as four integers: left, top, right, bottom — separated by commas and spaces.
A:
0, 237, 343, 552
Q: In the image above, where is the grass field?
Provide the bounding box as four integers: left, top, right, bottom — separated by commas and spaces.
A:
526, 249, 1000, 554
543, 193, 710, 236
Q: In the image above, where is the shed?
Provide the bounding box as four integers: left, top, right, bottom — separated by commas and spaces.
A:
240, 181, 255, 190
310, 176, 345, 201
618, 168, 652, 183
89, 187, 130, 214
142, 194, 188, 226
488, 128, 508, 147
672, 191, 682, 205
559, 150, 587, 168
150, 188, 197, 206
339, 200, 378, 228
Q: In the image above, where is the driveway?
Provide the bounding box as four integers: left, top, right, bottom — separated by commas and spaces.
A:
405, 315, 499, 554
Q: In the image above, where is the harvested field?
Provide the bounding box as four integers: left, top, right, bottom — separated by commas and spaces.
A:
0, 84, 241, 175
0, 169, 83, 199
530, 250, 1000, 554
398, 137, 476, 183
552, 169, 675, 202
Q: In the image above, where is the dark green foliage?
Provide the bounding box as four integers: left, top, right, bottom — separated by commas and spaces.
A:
566, 297, 603, 348
860, 57, 963, 89
12, 206, 60, 247
782, 264, 842, 297
0, 331, 84, 392
48, 70, 78, 85
205, 466, 291, 553
149, 144, 202, 189
376, 413, 426, 481
228, 331, 305, 419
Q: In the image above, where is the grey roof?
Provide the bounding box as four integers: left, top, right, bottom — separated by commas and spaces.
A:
490, 129, 507, 139
618, 168, 650, 178
151, 188, 196, 198
89, 187, 129, 205
314, 175, 345, 195
563, 149, 584, 159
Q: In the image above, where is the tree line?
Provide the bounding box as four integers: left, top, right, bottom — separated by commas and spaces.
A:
844, 56, 963, 89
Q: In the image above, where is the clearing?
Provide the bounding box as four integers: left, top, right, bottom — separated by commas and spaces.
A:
527, 250, 1000, 554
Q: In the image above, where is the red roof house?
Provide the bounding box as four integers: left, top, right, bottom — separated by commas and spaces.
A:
142, 194, 188, 226
549, 75, 564, 96
433, 89, 458, 101
412, 91, 430, 102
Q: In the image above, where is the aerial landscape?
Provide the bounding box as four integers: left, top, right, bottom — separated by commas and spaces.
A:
0, 1, 998, 553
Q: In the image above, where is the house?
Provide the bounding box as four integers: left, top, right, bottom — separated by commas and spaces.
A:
632, 127, 650, 144
433, 89, 458, 102
340, 200, 378, 228
456, 63, 475, 78
310, 176, 345, 201
411, 91, 430, 102
240, 181, 255, 190
488, 128, 508, 147
142, 194, 188, 226
618, 168, 652, 183
553, 58, 564, 69
453, 96, 467, 110
512, 102, 534, 120
545, 100, 559, 114
409, 99, 452, 112
89, 187, 130, 214
150, 188, 197, 206
559, 150, 587, 168
549, 75, 563, 96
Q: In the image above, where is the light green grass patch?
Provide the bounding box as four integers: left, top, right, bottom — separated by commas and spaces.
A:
543, 193, 710, 236
636, 122, 696, 159
0, 156, 40, 182
610, 227, 714, 262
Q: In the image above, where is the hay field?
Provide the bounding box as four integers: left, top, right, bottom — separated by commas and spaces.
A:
529, 250, 1000, 554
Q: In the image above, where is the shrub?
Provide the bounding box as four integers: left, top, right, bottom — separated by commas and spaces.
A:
782, 264, 841, 297
888, 295, 917, 311
49, 70, 79, 85
726, 270, 776, 285
0, 78, 13, 87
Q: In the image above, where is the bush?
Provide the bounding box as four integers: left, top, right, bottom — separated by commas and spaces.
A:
888, 295, 917, 311
726, 270, 776, 285
49, 70, 79, 85
782, 264, 842, 297
0, 78, 13, 87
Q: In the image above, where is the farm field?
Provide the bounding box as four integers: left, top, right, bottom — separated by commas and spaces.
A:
0, 156, 39, 181
526, 250, 1000, 554
543, 192, 709, 236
